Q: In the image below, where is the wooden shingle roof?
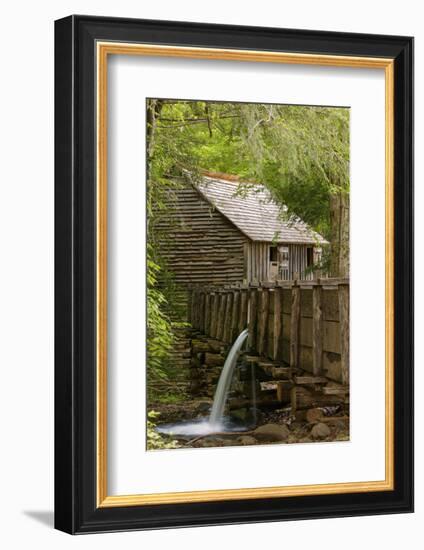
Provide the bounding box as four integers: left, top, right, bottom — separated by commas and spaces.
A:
195, 176, 327, 245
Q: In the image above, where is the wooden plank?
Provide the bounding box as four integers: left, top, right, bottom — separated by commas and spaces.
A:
199, 291, 206, 333
322, 386, 349, 396
239, 289, 248, 333
312, 283, 323, 376
338, 284, 350, 385
216, 292, 227, 341
294, 376, 328, 385
187, 289, 193, 324
230, 291, 240, 342
223, 291, 234, 343
257, 288, 269, 356
290, 385, 297, 413
290, 284, 301, 371
277, 381, 292, 402
248, 288, 258, 350
210, 293, 219, 338
204, 292, 211, 335
272, 287, 283, 360
271, 366, 291, 379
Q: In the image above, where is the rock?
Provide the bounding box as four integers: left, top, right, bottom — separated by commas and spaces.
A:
237, 436, 257, 446
253, 423, 289, 442
195, 401, 212, 414
191, 340, 210, 354
306, 408, 324, 424
230, 408, 250, 422
311, 422, 331, 440
204, 352, 224, 367
207, 339, 226, 353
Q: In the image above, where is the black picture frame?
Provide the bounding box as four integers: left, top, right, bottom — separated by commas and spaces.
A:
55, 15, 414, 534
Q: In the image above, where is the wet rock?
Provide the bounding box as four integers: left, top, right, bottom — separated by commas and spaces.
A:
311, 422, 331, 440
195, 401, 212, 414
231, 408, 250, 422
237, 436, 257, 446
253, 423, 289, 442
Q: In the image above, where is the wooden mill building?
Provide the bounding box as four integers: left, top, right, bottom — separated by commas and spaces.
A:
157, 173, 327, 288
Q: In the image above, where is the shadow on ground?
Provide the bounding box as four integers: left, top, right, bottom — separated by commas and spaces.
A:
23, 510, 54, 528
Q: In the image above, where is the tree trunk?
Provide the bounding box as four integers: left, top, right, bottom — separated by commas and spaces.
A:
329, 191, 349, 277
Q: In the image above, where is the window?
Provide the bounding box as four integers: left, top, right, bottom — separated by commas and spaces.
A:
307, 247, 314, 267
269, 246, 278, 262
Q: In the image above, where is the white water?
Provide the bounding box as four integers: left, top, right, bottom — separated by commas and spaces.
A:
209, 328, 249, 426
156, 328, 250, 438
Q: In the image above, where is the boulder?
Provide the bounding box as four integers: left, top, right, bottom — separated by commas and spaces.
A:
237, 436, 257, 446
253, 423, 289, 442
311, 422, 331, 440
306, 408, 324, 424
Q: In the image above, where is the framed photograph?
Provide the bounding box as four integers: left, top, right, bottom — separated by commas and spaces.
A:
54, 15, 413, 534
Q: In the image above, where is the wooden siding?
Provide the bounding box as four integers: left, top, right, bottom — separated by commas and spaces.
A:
155, 186, 248, 286
245, 242, 317, 282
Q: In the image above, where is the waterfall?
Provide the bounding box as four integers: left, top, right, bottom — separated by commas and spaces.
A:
209, 328, 249, 426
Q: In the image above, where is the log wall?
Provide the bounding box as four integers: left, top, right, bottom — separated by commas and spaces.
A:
155, 186, 247, 286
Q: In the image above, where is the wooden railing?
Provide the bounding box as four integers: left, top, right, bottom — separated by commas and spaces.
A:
188, 279, 349, 386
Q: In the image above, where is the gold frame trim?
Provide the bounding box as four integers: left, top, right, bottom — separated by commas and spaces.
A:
96, 42, 395, 508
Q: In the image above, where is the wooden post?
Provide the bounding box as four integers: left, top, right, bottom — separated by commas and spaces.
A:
210, 292, 218, 338
248, 287, 258, 350
290, 282, 301, 372
199, 291, 206, 333
338, 283, 350, 385
217, 292, 227, 341
239, 289, 248, 333
257, 288, 269, 356
230, 290, 239, 342
312, 282, 323, 376
223, 291, 233, 343
272, 287, 283, 361
204, 291, 211, 336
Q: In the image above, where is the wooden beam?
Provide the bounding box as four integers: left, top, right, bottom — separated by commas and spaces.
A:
272, 287, 283, 361
210, 292, 219, 338
289, 283, 301, 372
230, 290, 240, 342
216, 292, 227, 341
312, 282, 323, 376
239, 289, 248, 333
199, 291, 206, 333
338, 283, 350, 385
257, 288, 269, 356
223, 291, 233, 343
294, 376, 328, 385
248, 287, 258, 350
204, 292, 211, 335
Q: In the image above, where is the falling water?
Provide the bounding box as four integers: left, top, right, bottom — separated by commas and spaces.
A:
209, 328, 249, 426
156, 328, 250, 438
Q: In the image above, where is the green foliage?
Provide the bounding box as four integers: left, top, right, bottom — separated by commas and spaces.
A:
146, 99, 350, 398
149, 100, 349, 241
147, 410, 179, 450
